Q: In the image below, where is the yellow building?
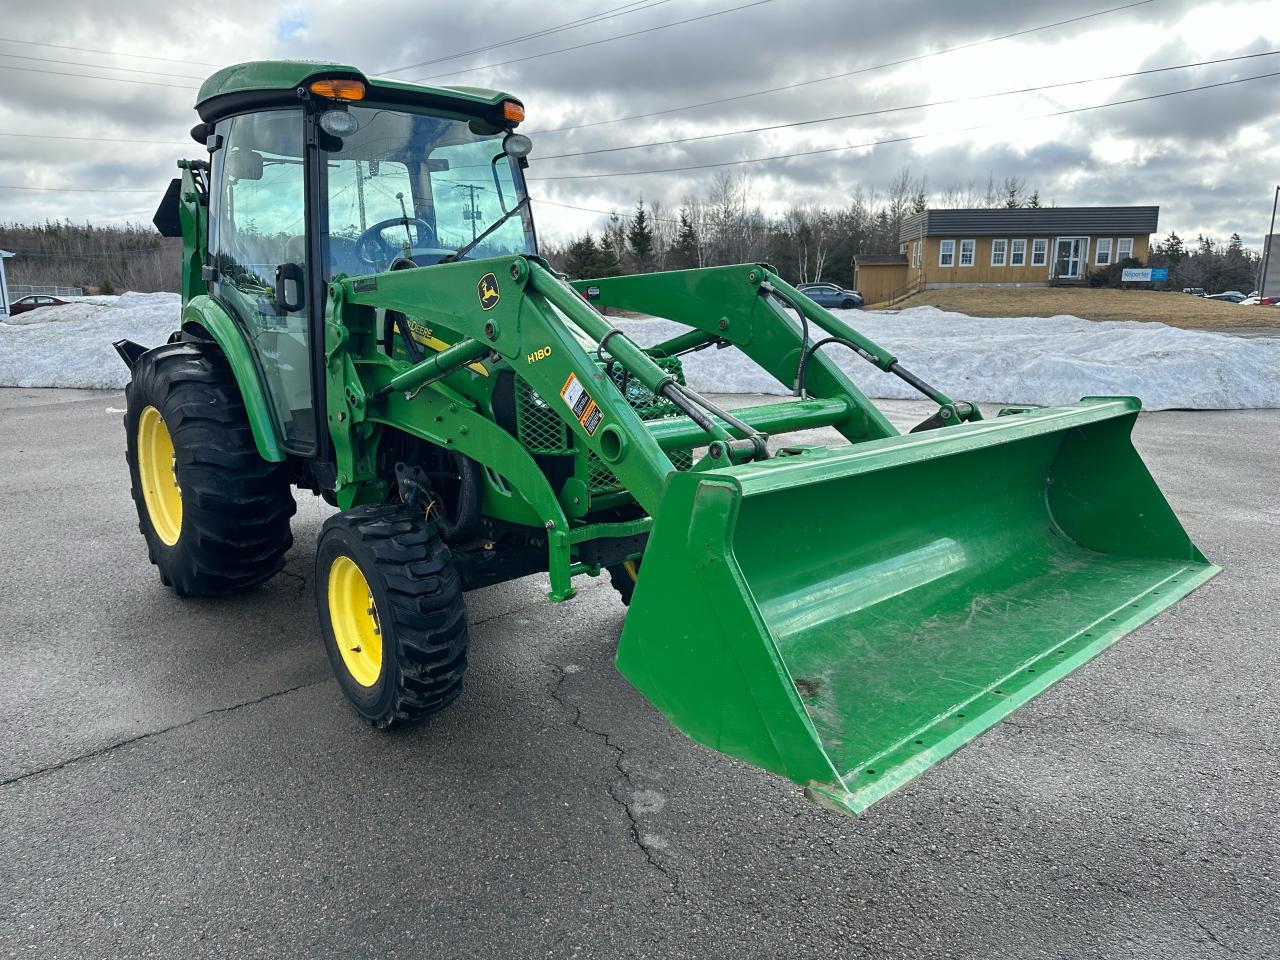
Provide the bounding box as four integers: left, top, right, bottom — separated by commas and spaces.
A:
854, 206, 1159, 306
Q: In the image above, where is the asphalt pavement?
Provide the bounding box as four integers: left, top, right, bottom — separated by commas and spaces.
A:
2, 387, 1277, 959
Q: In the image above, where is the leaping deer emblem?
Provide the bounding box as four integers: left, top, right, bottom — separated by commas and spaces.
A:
478, 273, 500, 310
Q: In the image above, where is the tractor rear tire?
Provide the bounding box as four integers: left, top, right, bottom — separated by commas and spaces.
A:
124, 342, 296, 596
315, 505, 470, 728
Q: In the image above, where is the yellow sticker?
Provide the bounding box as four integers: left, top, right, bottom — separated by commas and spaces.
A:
560, 372, 603, 436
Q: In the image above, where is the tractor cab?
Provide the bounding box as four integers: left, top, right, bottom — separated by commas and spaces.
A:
156, 61, 535, 453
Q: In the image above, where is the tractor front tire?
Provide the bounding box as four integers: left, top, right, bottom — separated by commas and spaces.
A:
125, 342, 296, 596
316, 506, 470, 728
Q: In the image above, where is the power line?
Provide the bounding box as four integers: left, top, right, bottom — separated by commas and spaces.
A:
381, 0, 671, 74
529, 69, 1280, 181
529, 0, 1159, 136
0, 184, 158, 192
0, 36, 222, 67
0, 62, 196, 89
532, 196, 680, 223
0, 132, 189, 145
536, 50, 1280, 161
0, 51, 207, 80
413, 0, 777, 82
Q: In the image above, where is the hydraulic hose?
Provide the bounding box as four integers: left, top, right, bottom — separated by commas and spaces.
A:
797, 336, 951, 406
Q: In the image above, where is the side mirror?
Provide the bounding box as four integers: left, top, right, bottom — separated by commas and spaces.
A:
226, 148, 264, 181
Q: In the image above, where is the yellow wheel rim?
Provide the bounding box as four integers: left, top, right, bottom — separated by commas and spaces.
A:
137, 405, 182, 546
327, 556, 384, 688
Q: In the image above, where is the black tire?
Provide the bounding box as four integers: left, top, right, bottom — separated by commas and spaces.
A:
315, 505, 469, 727
125, 342, 295, 596
607, 559, 641, 606
841, 298, 856, 309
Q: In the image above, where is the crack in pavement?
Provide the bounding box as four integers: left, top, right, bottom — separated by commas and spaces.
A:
547, 661, 677, 888
4, 590, 587, 789
277, 566, 308, 595
1175, 892, 1236, 954
0, 679, 329, 789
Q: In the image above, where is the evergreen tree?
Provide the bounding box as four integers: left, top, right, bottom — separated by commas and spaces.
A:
564, 233, 600, 279
627, 200, 654, 271
910, 189, 928, 214
671, 209, 699, 269
1026, 190, 1042, 208
595, 234, 624, 276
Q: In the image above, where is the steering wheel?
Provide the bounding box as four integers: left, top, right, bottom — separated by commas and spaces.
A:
355, 217, 437, 266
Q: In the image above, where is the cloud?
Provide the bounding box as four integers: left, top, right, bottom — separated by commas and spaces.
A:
0, 0, 1276, 249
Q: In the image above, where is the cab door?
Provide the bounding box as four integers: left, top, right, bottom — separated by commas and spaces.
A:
208, 109, 317, 453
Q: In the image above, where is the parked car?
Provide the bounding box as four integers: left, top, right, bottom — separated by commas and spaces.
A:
7, 294, 69, 316
797, 283, 863, 309
1204, 292, 1246, 303
1182, 287, 1205, 296
1239, 295, 1280, 306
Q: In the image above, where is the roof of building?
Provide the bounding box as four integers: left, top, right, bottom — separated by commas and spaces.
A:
899, 206, 1159, 242
853, 254, 908, 265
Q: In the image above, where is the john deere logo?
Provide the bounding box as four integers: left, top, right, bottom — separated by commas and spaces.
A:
478, 272, 500, 310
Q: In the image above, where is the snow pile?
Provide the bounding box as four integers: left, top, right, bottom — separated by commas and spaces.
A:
616, 306, 1280, 410
3, 294, 1278, 409
0, 292, 181, 389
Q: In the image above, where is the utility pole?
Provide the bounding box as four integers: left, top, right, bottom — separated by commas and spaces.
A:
1260, 184, 1279, 299
355, 160, 367, 233
453, 184, 484, 243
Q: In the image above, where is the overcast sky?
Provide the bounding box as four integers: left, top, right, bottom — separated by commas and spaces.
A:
1, 0, 1278, 246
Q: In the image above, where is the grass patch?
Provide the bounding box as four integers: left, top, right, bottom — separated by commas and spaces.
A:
877, 287, 1276, 329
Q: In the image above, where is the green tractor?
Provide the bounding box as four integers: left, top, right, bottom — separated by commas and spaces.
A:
120, 61, 1217, 817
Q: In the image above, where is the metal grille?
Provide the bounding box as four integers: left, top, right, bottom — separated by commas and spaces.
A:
515, 356, 696, 493
515, 377, 571, 454
587, 448, 693, 493
602, 357, 686, 421
588, 356, 693, 493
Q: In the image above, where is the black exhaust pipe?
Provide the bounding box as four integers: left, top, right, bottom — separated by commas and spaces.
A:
112, 339, 147, 370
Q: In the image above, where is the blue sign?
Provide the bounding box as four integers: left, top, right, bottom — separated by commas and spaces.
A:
1150, 267, 1169, 281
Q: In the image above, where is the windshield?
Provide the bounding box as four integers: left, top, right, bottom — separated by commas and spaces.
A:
322, 103, 536, 276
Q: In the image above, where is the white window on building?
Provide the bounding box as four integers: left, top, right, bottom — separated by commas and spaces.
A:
991, 239, 1008, 266
912, 241, 922, 268
1010, 238, 1027, 266
1031, 238, 1048, 266
939, 239, 955, 267
1116, 237, 1133, 261
1095, 237, 1112, 265
959, 239, 976, 267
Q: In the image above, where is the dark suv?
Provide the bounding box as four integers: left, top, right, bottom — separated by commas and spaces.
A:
797, 283, 862, 309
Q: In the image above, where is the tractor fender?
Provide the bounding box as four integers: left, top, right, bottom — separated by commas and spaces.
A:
179, 296, 286, 463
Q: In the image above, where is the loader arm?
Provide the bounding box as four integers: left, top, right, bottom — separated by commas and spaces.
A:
322, 254, 1217, 817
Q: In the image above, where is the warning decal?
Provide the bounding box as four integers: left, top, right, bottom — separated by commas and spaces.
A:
560, 372, 603, 436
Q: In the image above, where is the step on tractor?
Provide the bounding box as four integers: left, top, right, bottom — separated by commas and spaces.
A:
119, 61, 1217, 818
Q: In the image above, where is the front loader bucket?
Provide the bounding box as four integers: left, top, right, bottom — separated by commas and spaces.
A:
616, 398, 1218, 817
